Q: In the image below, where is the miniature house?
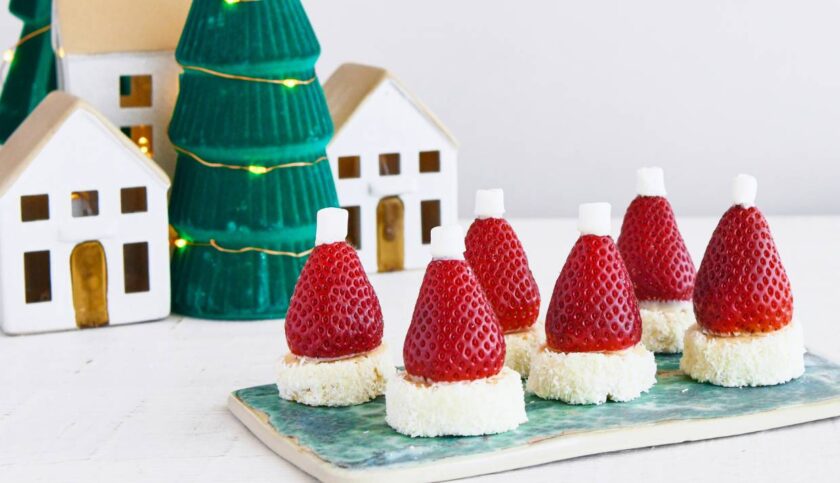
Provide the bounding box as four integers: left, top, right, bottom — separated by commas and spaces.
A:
324, 64, 458, 273
0, 92, 171, 334
51, 0, 192, 177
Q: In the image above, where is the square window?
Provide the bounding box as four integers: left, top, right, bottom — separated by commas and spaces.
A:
20, 194, 49, 222
337, 156, 361, 179
119, 75, 153, 108
121, 187, 148, 214
24, 250, 51, 303
379, 153, 401, 176
123, 242, 150, 293
71, 191, 99, 217
419, 151, 441, 173
344, 205, 361, 249
421, 200, 441, 245
120, 125, 154, 158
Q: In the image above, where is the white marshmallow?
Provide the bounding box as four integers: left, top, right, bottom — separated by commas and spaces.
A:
578, 202, 611, 236
315, 208, 348, 245
475, 189, 505, 219
636, 167, 667, 197
732, 174, 758, 208
431, 225, 465, 260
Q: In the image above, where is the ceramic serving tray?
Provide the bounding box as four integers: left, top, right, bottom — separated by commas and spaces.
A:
228, 353, 840, 483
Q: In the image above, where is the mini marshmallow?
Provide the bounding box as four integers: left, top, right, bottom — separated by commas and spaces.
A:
578, 202, 611, 237
636, 167, 667, 197
431, 225, 465, 260
475, 189, 505, 219
733, 174, 758, 208
315, 208, 348, 245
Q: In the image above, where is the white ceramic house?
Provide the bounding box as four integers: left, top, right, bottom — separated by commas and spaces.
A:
0, 92, 171, 334
51, 0, 191, 177
324, 64, 458, 273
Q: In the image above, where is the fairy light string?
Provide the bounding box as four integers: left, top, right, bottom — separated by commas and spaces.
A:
1, 25, 51, 80
169, 0, 325, 257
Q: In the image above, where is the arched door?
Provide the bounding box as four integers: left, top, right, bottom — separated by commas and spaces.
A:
71, 241, 109, 328
376, 196, 405, 272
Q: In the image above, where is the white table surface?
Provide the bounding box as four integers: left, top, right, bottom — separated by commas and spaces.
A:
2, 216, 839, 482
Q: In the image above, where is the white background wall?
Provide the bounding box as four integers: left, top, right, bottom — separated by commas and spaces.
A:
2, 0, 839, 216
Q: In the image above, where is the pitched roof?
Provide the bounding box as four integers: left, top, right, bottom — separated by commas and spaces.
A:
0, 92, 170, 197
323, 63, 458, 147
53, 0, 191, 55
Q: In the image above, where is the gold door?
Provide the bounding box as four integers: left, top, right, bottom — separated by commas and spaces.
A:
376, 196, 405, 272
71, 241, 109, 328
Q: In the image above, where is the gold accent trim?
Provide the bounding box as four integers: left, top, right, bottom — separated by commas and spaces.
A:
173, 145, 327, 174
182, 65, 316, 87
173, 236, 313, 258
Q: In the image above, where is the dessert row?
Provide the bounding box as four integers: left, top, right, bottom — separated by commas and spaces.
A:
275, 169, 805, 438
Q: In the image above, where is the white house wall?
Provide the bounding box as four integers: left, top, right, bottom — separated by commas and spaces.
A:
328, 80, 458, 272
58, 52, 180, 176
0, 110, 170, 334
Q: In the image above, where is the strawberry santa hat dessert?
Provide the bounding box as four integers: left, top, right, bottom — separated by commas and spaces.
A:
386, 225, 527, 437
618, 167, 697, 353
680, 175, 805, 387
465, 189, 542, 376
527, 203, 657, 404
277, 208, 395, 406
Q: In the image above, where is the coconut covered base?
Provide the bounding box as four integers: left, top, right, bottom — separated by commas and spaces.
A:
526, 343, 657, 405
385, 367, 527, 437
504, 322, 545, 377
680, 323, 805, 387
639, 301, 696, 354
276, 344, 394, 407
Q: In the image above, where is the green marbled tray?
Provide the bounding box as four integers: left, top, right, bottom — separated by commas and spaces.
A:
228, 353, 840, 483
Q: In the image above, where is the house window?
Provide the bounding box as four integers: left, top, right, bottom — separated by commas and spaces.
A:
71, 191, 99, 217
344, 205, 361, 249
20, 194, 49, 222
420, 200, 441, 245
121, 125, 154, 158
24, 250, 51, 303
419, 151, 441, 173
123, 242, 150, 293
121, 187, 148, 214
337, 156, 361, 179
379, 153, 400, 176
119, 75, 153, 108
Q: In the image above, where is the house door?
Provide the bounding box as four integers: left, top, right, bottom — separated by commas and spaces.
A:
376, 196, 405, 272
71, 241, 109, 328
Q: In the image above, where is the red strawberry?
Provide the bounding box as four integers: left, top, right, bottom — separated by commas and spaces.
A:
403, 259, 506, 382
618, 196, 696, 302
546, 235, 642, 352
465, 217, 541, 333
285, 241, 384, 359
694, 205, 793, 334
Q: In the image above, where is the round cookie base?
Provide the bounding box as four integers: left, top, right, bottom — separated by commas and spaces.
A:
504, 322, 544, 377
639, 300, 696, 353
385, 367, 527, 438
680, 322, 805, 387
526, 343, 657, 405
276, 344, 395, 407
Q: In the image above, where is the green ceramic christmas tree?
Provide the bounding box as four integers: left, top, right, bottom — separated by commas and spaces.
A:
168, 0, 338, 320
0, 0, 56, 142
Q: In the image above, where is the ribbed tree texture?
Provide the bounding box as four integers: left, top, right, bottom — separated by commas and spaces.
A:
168, 0, 338, 320
0, 0, 56, 142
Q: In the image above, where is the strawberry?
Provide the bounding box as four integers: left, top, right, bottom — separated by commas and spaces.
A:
618, 196, 696, 302
285, 241, 384, 359
465, 218, 541, 333
403, 259, 506, 382
693, 205, 793, 334
546, 235, 642, 352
